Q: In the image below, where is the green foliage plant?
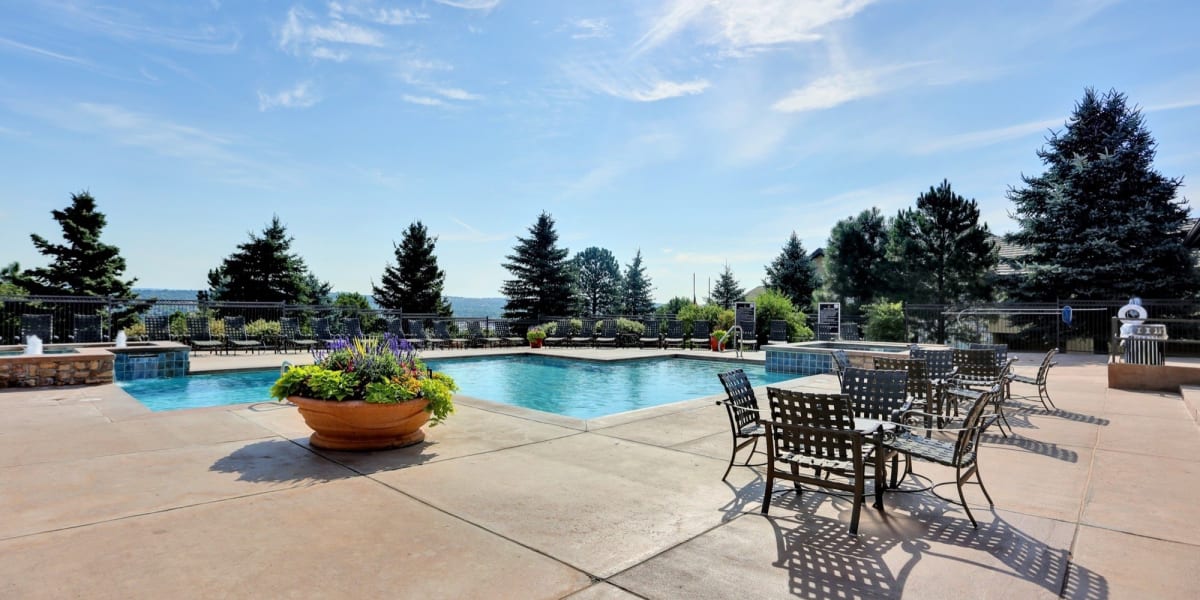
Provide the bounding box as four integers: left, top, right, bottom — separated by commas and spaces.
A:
245, 319, 281, 338
676, 303, 724, 336
754, 289, 813, 344
526, 326, 547, 342
615, 318, 645, 336
826, 208, 889, 309
864, 300, 906, 342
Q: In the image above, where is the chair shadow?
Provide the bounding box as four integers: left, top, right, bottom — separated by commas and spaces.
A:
209, 438, 440, 483
978, 433, 1080, 463
758, 491, 1109, 599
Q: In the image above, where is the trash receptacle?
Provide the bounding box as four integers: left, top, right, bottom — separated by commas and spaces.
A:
1122, 324, 1168, 365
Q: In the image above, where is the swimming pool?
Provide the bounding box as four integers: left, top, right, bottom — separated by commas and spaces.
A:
119, 355, 795, 417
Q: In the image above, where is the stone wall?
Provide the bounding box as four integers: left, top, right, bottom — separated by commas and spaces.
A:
0, 355, 114, 388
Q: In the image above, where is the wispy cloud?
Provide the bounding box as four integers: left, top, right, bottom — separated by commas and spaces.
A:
328, 1, 429, 25
402, 94, 448, 107
279, 6, 384, 59
772, 70, 879, 113
39, 2, 241, 54
434, 0, 501, 10
635, 0, 876, 55
440, 216, 508, 242
0, 36, 92, 67
565, 61, 709, 102
435, 87, 481, 101
567, 18, 610, 40
258, 81, 320, 111
913, 117, 1062, 155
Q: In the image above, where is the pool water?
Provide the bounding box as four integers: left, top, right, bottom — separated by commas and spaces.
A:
120, 356, 795, 417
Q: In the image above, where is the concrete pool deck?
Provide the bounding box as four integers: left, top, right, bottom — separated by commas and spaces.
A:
1, 349, 1198, 598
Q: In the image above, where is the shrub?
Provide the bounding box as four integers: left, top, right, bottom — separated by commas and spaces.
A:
677, 303, 725, 336
615, 318, 645, 336
754, 289, 814, 343
245, 319, 281, 338
527, 326, 547, 342
124, 320, 147, 340
864, 300, 906, 342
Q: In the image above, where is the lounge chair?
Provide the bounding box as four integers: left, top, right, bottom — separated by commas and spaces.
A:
481, 322, 501, 347
716, 369, 767, 481
313, 317, 333, 347
408, 320, 434, 349
223, 316, 265, 354
466, 321, 496, 348
594, 319, 618, 348
951, 349, 1012, 436
281, 317, 318, 353
387, 318, 406, 340
435, 321, 462, 349
72, 314, 103, 343
639, 318, 661, 349
494, 321, 524, 346
544, 319, 572, 347
663, 320, 685, 349
910, 346, 955, 383
574, 319, 597, 348
186, 316, 224, 354
765, 320, 789, 345
1005, 348, 1058, 410
342, 318, 363, 339
21, 314, 52, 344
690, 321, 711, 350
831, 349, 850, 385
145, 315, 171, 341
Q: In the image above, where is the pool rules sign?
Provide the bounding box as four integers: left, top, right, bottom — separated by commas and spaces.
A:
818, 302, 841, 341
735, 302, 755, 340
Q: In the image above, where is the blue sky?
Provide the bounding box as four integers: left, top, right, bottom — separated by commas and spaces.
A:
1, 0, 1198, 302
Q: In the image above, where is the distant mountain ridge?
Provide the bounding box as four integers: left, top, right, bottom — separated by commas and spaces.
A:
133, 288, 507, 317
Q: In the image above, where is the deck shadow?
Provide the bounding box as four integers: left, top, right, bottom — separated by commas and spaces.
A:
208, 439, 363, 484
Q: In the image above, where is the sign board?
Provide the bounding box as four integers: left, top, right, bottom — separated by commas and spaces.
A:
734, 302, 756, 339
817, 302, 841, 341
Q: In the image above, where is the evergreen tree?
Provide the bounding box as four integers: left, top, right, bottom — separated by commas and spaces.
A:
621, 249, 655, 315
572, 246, 622, 316
763, 232, 818, 309
1008, 88, 1198, 299
709, 264, 745, 309
5, 191, 137, 299
372, 221, 452, 315
207, 216, 329, 304
500, 212, 577, 320
887, 180, 997, 304
825, 208, 889, 306
656, 296, 692, 317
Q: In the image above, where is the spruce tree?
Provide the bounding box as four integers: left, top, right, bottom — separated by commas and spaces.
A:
207, 216, 329, 304
763, 232, 818, 309
621, 249, 655, 315
373, 221, 452, 315
500, 212, 577, 320
825, 208, 889, 307
887, 180, 997, 304
1007, 88, 1197, 299
6, 191, 137, 299
573, 247, 622, 316
709, 264, 745, 309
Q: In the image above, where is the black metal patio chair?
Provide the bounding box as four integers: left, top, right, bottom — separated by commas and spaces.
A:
544, 319, 572, 347
313, 317, 333, 347
716, 369, 767, 481
663, 320, 686, 349
72, 314, 103, 343
407, 320, 433, 349
831, 349, 851, 385
223, 316, 265, 354
691, 321, 711, 350
766, 320, 789, 345
1005, 348, 1058, 410
494, 321, 523, 346
185, 316, 224, 354
21, 314, 52, 344
145, 315, 171, 341
281, 317, 318, 353
595, 319, 618, 348
342, 318, 363, 339
639, 318, 662, 349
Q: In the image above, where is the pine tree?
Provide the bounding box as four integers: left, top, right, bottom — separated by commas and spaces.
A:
5, 191, 137, 299
573, 247, 622, 316
1007, 88, 1198, 299
825, 208, 889, 307
763, 232, 818, 309
207, 216, 329, 304
887, 180, 997, 304
372, 221, 452, 315
709, 264, 745, 309
500, 212, 577, 320
621, 249, 655, 315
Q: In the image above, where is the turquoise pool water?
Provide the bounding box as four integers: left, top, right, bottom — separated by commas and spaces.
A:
119, 355, 794, 417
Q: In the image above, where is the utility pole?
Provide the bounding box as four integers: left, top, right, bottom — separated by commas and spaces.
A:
692, 273, 696, 304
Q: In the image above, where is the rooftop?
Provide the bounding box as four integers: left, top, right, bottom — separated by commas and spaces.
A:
2, 348, 1198, 598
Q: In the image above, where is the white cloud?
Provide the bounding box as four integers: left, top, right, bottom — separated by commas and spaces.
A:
913, 117, 1063, 155
279, 7, 383, 59
636, 0, 875, 55
311, 46, 350, 62
568, 18, 610, 39
435, 87, 481, 101
434, 0, 501, 10
772, 71, 879, 113
565, 61, 709, 102
0, 36, 92, 67
440, 216, 508, 242
625, 79, 710, 102
402, 94, 448, 107
328, 1, 428, 25
258, 81, 320, 111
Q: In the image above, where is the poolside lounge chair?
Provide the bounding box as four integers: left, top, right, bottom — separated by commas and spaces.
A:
387, 318, 406, 340
223, 316, 265, 354
544, 319, 572, 347
574, 319, 597, 348
481, 322, 501, 347
281, 317, 318, 353
21, 314, 52, 344
186, 316, 224, 354
408, 320, 434, 349
466, 321, 496, 348
435, 321, 463, 349
72, 314, 103, 343
763, 387, 886, 535
766, 320, 789, 345
716, 369, 767, 481
594, 319, 618, 348
639, 318, 662, 349
663, 320, 685, 349
313, 317, 333, 347
1005, 348, 1057, 410
342, 318, 363, 339
145, 315, 171, 341
494, 321, 524, 346
831, 349, 851, 385
690, 321, 711, 350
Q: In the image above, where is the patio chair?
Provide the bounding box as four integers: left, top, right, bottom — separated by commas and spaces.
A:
884, 385, 1001, 528
766, 320, 789, 345
763, 387, 886, 535
435, 321, 463, 349
494, 321, 524, 346
841, 367, 910, 422
281, 317, 318, 353
595, 319, 618, 347
544, 319, 572, 347
691, 321, 711, 350
481, 322, 501, 347
663, 320, 686, 349
950, 349, 1013, 436
145, 315, 171, 341
21, 314, 52, 344
716, 369, 767, 481
185, 316, 224, 354
223, 316, 265, 354
465, 321, 485, 347
910, 347, 955, 383
736, 324, 758, 352
342, 318, 363, 339
1005, 348, 1058, 410
639, 318, 662, 349
313, 317, 333, 347
831, 349, 851, 385
408, 320, 434, 349
72, 314, 103, 343
970, 343, 1014, 372
574, 319, 597, 348
872, 356, 940, 417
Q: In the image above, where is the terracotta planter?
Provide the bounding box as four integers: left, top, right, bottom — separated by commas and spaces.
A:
709, 336, 724, 352
529, 338, 544, 348
288, 396, 430, 451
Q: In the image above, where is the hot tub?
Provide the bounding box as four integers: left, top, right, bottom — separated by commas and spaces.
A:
765, 340, 914, 375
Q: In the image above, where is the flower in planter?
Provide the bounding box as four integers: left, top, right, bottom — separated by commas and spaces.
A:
269, 334, 457, 425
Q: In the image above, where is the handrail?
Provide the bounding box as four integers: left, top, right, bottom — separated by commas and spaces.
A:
719, 325, 746, 359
